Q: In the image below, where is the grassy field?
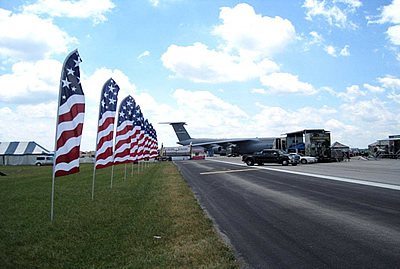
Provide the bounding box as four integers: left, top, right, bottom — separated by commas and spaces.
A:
0, 162, 239, 268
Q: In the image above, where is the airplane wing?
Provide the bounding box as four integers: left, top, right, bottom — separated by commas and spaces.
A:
190, 138, 253, 147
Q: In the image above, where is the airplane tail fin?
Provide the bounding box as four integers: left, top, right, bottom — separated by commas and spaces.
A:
160, 122, 191, 142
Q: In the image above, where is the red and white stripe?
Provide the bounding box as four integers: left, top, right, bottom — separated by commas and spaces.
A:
130, 124, 141, 162
114, 118, 134, 165
95, 110, 116, 169
54, 95, 85, 177
136, 128, 145, 161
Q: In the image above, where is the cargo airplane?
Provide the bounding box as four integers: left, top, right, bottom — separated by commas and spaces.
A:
161, 122, 281, 155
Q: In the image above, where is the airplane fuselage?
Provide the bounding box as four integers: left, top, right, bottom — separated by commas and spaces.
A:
177, 137, 278, 155
163, 122, 280, 155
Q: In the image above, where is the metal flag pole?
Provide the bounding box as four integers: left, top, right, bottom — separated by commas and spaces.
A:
124, 163, 127, 182
110, 165, 114, 188
92, 169, 96, 200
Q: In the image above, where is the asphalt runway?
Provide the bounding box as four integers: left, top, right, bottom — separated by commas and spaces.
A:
174, 158, 400, 268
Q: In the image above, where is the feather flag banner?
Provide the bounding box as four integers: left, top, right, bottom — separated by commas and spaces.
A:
114, 95, 136, 165
51, 49, 85, 221
53, 49, 85, 177
94, 78, 120, 169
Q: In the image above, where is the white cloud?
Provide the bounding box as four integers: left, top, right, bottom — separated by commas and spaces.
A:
335, 0, 362, 9
0, 59, 62, 103
337, 85, 366, 103
251, 88, 266, 94
149, 0, 160, 7
260, 73, 318, 95
154, 89, 250, 144
325, 118, 357, 132
363, 83, 385, 93
162, 3, 294, 83
325, 45, 337, 57
341, 98, 398, 125
369, 0, 400, 47
22, 0, 115, 25
304, 31, 324, 50
0, 103, 57, 150
0, 9, 74, 61
138, 51, 150, 60
309, 31, 324, 43
162, 42, 279, 83
172, 89, 248, 122
387, 92, 400, 103
250, 104, 337, 137
386, 25, 400, 45
213, 3, 296, 60
377, 75, 400, 103
340, 45, 350, 56
303, 0, 360, 29
377, 75, 400, 89
373, 0, 400, 24
324, 118, 359, 145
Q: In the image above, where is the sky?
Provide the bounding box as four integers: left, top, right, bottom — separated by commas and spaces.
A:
0, 0, 399, 151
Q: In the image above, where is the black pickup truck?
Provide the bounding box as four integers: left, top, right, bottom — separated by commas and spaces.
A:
242, 149, 300, 166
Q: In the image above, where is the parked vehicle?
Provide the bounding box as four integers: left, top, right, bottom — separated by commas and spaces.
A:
242, 149, 300, 166
291, 153, 318, 164
35, 156, 54, 166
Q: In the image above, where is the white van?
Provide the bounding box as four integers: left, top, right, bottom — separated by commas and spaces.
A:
35, 156, 54, 166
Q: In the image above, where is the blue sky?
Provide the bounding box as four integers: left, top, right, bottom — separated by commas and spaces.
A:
0, 0, 399, 151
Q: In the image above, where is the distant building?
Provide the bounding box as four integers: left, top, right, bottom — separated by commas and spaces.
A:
0, 141, 52, 165
80, 151, 95, 163
331, 141, 350, 161
368, 135, 400, 159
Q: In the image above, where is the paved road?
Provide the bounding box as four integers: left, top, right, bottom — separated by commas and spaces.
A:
174, 159, 400, 268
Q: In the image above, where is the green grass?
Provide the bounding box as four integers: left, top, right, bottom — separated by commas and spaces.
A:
0, 162, 238, 268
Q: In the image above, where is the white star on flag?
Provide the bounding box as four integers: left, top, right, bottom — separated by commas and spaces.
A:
62, 77, 71, 88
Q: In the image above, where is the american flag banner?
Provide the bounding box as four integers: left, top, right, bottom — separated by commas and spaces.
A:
134, 105, 145, 162
143, 119, 151, 160
150, 124, 158, 158
114, 95, 136, 165
130, 105, 142, 162
154, 128, 159, 158
53, 49, 85, 178
94, 78, 120, 169
148, 123, 155, 158
148, 123, 153, 159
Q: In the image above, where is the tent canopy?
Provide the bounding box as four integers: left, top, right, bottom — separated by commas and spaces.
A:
0, 141, 50, 156
331, 141, 350, 149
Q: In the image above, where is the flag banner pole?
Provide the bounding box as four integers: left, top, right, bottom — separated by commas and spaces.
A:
51, 49, 85, 221
111, 165, 114, 188
50, 173, 56, 222
91, 169, 96, 200
124, 163, 127, 182
131, 163, 134, 177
